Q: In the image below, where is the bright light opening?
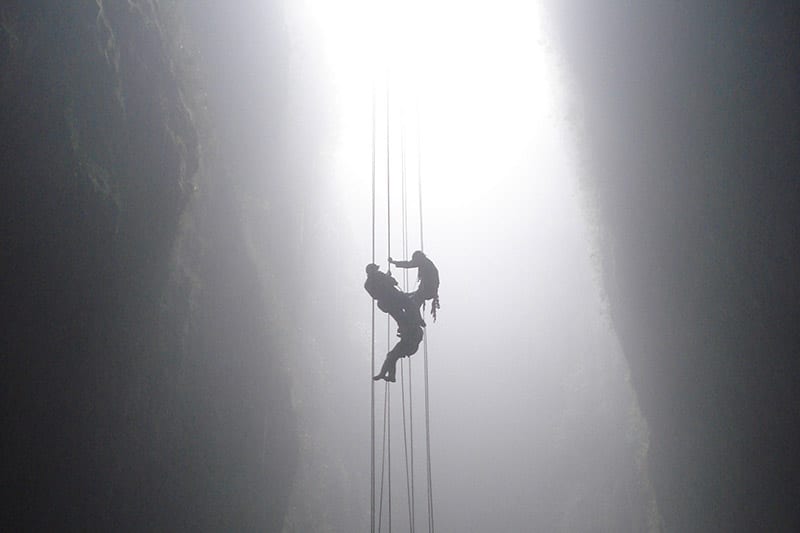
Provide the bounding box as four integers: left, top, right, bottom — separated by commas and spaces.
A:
287, 0, 566, 229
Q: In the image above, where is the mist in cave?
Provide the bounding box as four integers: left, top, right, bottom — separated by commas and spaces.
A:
3, 1, 799, 532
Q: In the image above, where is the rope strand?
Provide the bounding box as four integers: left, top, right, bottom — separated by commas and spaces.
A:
370, 76, 377, 533
386, 76, 391, 271
416, 102, 425, 253
386, 76, 392, 533
401, 362, 413, 531
418, 100, 435, 533
400, 112, 416, 532
378, 383, 389, 532
388, 381, 392, 533
409, 358, 416, 531
423, 334, 434, 533
399, 117, 415, 531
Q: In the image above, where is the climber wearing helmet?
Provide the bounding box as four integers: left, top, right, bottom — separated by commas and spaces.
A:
389, 251, 440, 321
363, 263, 423, 330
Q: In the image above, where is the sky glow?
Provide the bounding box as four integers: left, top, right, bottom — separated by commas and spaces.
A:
288, 0, 565, 228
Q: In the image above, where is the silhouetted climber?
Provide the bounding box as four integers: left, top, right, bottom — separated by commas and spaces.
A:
389, 251, 440, 321
364, 263, 423, 330
373, 323, 424, 382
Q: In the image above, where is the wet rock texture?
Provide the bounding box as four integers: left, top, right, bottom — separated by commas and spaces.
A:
551, 2, 800, 531
1, 2, 294, 529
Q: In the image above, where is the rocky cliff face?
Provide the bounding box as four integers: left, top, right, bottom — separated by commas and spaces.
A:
1, 2, 295, 529
549, 2, 800, 531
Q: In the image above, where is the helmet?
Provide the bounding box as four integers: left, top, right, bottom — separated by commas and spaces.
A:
365, 263, 379, 275
412, 250, 425, 261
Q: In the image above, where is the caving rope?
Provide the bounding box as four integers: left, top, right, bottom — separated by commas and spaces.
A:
371, 87, 435, 533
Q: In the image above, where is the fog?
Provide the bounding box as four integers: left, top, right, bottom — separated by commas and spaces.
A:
14, 0, 797, 531
184, 1, 655, 530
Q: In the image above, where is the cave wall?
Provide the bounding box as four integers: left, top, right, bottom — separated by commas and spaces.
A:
548, 2, 800, 531
1, 1, 295, 529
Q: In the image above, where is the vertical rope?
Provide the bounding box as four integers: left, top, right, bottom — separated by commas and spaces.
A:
400, 113, 416, 532
409, 358, 416, 531
423, 335, 434, 533
384, 330, 391, 533
378, 383, 389, 532
370, 78, 377, 533
400, 361, 413, 532
416, 103, 425, 253
386, 79, 391, 270
399, 117, 411, 532
387, 382, 392, 533
385, 73, 393, 533
401, 116, 409, 289
417, 102, 435, 533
